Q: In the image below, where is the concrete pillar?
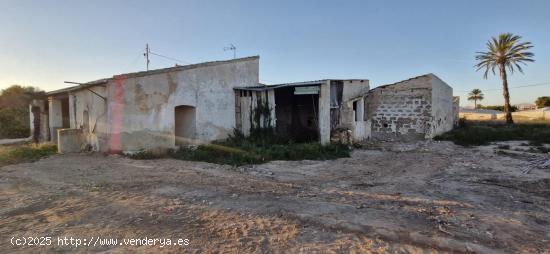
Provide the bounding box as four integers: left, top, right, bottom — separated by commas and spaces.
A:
69, 94, 77, 129
48, 97, 63, 143
318, 80, 331, 144
29, 104, 34, 138
267, 89, 276, 128
356, 98, 364, 121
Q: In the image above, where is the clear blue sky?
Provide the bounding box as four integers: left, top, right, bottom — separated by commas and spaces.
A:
1, 0, 549, 106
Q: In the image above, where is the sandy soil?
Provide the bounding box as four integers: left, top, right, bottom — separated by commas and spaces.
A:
1, 141, 549, 253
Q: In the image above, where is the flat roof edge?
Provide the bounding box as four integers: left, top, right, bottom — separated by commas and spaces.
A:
113, 55, 260, 79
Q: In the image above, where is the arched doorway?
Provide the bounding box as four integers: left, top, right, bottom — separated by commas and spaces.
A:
174, 105, 196, 145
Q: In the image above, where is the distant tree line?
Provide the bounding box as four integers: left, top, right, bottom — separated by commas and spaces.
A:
0, 85, 44, 139
477, 104, 518, 112
467, 86, 546, 111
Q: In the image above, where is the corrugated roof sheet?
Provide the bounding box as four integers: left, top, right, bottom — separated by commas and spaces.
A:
234, 79, 368, 91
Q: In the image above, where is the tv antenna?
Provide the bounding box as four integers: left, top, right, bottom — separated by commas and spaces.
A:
224, 44, 236, 59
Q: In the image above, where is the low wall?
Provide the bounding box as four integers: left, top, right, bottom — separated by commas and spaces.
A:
57, 129, 82, 153
507, 109, 549, 120
459, 112, 497, 121
460, 109, 549, 121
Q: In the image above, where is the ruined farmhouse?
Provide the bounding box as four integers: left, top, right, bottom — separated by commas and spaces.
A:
30, 56, 457, 153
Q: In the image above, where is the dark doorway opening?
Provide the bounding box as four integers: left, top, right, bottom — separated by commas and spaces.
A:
60, 98, 70, 128
175, 105, 196, 146
31, 106, 40, 142
274, 86, 319, 142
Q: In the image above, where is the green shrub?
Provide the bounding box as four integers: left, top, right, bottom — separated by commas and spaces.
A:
435, 122, 550, 146
0, 108, 30, 139
131, 128, 350, 166
0, 143, 57, 167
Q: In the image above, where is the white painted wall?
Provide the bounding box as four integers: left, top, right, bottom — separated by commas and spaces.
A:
48, 97, 63, 143
342, 80, 370, 141
342, 80, 370, 102
428, 74, 454, 138
104, 57, 259, 152
71, 86, 108, 151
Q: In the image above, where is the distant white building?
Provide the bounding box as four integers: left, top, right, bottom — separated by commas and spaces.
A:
459, 108, 502, 120
516, 103, 537, 111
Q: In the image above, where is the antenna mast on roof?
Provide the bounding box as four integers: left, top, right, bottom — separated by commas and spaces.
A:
223, 44, 236, 59
144, 43, 150, 71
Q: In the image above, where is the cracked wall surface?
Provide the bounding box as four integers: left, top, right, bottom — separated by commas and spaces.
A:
104, 57, 259, 152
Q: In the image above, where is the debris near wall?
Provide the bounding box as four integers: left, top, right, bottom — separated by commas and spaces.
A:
330, 128, 353, 145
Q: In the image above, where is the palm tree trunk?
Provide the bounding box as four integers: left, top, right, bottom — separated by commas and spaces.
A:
499, 65, 513, 124
474, 99, 477, 109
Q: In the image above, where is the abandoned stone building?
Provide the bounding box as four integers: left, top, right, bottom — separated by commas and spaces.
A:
234, 79, 370, 144
365, 74, 456, 141
30, 56, 456, 153
31, 56, 260, 153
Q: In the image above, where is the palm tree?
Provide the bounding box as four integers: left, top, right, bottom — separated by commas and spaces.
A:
475, 33, 534, 124
467, 89, 484, 109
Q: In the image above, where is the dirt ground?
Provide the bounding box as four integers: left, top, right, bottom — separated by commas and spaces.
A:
1, 141, 549, 253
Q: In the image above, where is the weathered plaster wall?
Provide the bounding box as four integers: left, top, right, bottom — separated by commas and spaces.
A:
57, 128, 82, 153
337, 80, 370, 142
366, 75, 433, 141
48, 97, 63, 143
106, 57, 259, 152
428, 75, 454, 138
71, 86, 109, 151
341, 80, 370, 102
452, 96, 460, 126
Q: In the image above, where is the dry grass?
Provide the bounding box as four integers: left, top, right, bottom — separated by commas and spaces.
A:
436, 119, 550, 146
0, 143, 57, 167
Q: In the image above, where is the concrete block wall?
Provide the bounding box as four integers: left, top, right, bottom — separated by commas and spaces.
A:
365, 74, 454, 141
366, 75, 433, 141
368, 93, 432, 140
